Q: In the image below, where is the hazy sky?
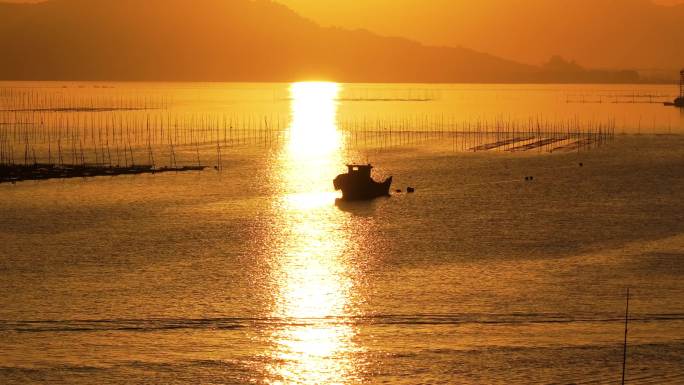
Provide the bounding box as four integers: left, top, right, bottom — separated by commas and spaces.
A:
3, 0, 683, 70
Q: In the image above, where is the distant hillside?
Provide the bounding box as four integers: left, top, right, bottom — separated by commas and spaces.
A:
0, 0, 644, 83
279, 0, 684, 78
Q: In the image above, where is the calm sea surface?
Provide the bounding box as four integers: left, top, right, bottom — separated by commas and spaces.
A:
1, 82, 683, 384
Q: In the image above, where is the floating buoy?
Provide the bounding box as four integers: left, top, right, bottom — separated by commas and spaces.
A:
579, 162, 584, 167
407, 187, 415, 193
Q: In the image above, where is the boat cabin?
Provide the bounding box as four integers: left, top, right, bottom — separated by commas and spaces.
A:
346, 164, 373, 178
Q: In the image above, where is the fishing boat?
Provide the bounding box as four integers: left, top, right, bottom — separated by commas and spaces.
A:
664, 69, 684, 107
334, 164, 392, 201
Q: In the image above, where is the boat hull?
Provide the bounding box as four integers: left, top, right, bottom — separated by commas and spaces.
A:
334, 174, 393, 201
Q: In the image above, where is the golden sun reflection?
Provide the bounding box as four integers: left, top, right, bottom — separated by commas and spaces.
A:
288, 82, 342, 160
280, 82, 346, 207
265, 82, 361, 384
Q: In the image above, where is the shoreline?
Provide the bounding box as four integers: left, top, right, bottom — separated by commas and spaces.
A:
0, 164, 207, 184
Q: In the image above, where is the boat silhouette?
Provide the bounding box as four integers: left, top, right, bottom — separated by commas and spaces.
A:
665, 69, 684, 107
333, 164, 392, 201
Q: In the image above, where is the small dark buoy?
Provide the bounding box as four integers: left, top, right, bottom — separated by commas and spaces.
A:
525, 177, 529, 181
407, 187, 415, 193
530, 176, 534, 181
579, 162, 584, 167
214, 166, 219, 171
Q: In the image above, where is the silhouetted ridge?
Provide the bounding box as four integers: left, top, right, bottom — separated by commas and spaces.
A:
279, 0, 684, 80
0, 0, 642, 82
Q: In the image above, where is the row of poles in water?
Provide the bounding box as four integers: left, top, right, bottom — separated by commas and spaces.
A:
0, 87, 171, 112
0, 109, 616, 168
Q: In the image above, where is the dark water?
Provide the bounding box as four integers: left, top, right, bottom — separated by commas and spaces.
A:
1, 133, 683, 384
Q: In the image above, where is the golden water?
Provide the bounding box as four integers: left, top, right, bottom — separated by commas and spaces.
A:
1, 82, 683, 384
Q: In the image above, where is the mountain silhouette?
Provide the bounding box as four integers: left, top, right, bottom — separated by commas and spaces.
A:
280, 0, 684, 77
0, 0, 642, 83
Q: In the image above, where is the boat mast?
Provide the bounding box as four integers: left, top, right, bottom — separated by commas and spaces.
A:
680, 69, 683, 99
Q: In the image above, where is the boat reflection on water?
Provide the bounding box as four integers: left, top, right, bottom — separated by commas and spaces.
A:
264, 82, 364, 384
334, 198, 384, 217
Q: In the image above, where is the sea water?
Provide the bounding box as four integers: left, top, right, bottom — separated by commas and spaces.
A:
0, 82, 683, 384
